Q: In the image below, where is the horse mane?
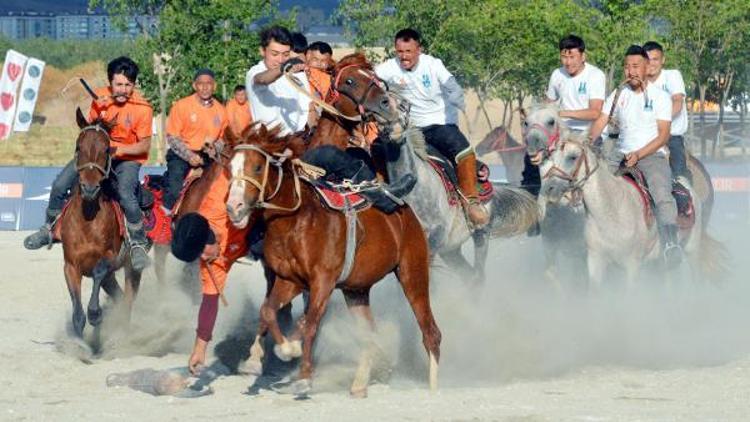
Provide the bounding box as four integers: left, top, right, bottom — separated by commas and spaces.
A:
334, 52, 373, 74
238, 122, 307, 157
402, 125, 430, 161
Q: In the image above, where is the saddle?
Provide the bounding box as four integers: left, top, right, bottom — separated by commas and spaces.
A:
618, 167, 695, 231
306, 178, 371, 212
425, 144, 494, 206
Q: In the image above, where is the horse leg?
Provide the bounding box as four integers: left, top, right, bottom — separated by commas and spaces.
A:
587, 250, 607, 292
123, 263, 142, 325
64, 263, 86, 338
396, 246, 441, 391
439, 250, 476, 285
343, 289, 379, 398
542, 234, 564, 294
259, 278, 303, 362
86, 259, 110, 326
472, 229, 489, 284
152, 244, 169, 285
100, 273, 123, 302
295, 279, 336, 395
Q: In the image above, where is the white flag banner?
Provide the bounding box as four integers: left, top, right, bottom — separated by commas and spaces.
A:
13, 58, 45, 132
0, 49, 28, 140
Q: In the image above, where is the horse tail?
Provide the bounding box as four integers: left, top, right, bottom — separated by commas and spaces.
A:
488, 185, 539, 238
697, 230, 729, 283
687, 154, 714, 230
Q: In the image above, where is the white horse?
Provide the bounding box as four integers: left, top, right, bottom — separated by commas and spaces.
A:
384, 127, 538, 283
539, 131, 723, 287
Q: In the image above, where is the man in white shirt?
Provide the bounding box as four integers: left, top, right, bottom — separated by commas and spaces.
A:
644, 41, 690, 182
589, 45, 681, 266
523, 35, 606, 197
245, 26, 311, 135
375, 28, 488, 226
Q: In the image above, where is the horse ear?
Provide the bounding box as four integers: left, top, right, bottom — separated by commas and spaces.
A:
224, 126, 238, 148
75, 107, 88, 129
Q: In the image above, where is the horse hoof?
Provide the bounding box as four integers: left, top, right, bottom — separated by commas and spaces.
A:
273, 340, 300, 362
350, 387, 368, 399
271, 378, 312, 396
238, 359, 263, 376
87, 308, 103, 326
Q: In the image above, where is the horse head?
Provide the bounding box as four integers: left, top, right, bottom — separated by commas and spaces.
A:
74, 107, 114, 202
329, 53, 407, 139
521, 102, 566, 165
226, 123, 300, 228
539, 131, 598, 205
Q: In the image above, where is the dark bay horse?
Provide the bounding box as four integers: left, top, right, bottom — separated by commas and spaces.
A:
61, 109, 143, 338
226, 124, 441, 397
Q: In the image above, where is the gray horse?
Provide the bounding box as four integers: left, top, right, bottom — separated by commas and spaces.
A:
384, 126, 538, 283
521, 103, 588, 289
540, 131, 724, 287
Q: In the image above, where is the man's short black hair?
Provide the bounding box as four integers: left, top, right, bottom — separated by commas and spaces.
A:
233, 84, 246, 93
260, 25, 293, 48
559, 35, 585, 53
107, 56, 139, 84
625, 44, 649, 59
643, 41, 664, 53
291, 32, 308, 54
395, 28, 421, 44
307, 41, 333, 56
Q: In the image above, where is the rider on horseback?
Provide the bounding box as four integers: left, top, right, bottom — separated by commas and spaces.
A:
588, 45, 682, 266
162, 68, 228, 214
643, 41, 691, 184
24, 56, 154, 271
247, 26, 414, 212
523, 35, 606, 197
374, 28, 489, 226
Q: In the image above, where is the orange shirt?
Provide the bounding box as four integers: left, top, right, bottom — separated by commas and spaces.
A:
88, 87, 153, 163
307, 68, 332, 100
166, 94, 228, 151
225, 98, 252, 136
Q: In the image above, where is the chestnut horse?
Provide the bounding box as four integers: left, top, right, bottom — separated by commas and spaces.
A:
61, 109, 143, 339
226, 124, 441, 397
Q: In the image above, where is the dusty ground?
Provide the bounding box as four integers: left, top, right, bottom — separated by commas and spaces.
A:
2, 212, 750, 422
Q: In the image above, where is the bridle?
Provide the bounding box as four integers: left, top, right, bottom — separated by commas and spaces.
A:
523, 121, 560, 157
541, 138, 599, 200
75, 124, 112, 178
230, 144, 302, 213
327, 64, 388, 122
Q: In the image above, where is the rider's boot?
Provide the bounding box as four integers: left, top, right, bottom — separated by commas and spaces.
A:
24, 208, 61, 250
127, 221, 151, 272
360, 174, 417, 214
456, 153, 490, 227
660, 223, 683, 269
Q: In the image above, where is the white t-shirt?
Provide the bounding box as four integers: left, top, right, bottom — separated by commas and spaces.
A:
603, 84, 672, 154
546, 63, 606, 131
651, 69, 687, 136
245, 61, 310, 135
375, 54, 461, 128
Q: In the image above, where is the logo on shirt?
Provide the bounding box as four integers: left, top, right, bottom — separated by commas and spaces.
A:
190, 112, 197, 123
213, 115, 221, 128
421, 74, 431, 89
578, 82, 587, 95
124, 113, 132, 128
644, 99, 654, 111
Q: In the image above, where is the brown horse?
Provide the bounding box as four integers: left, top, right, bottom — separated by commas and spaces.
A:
475, 125, 526, 186
61, 108, 143, 339
226, 124, 441, 397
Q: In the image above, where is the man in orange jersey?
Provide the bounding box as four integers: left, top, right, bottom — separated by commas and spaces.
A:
162, 68, 228, 213
305, 41, 334, 100
24, 56, 154, 270
225, 85, 252, 136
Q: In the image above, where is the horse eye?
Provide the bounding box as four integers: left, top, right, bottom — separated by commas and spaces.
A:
567, 154, 578, 162
523, 121, 529, 127
254, 164, 262, 173
546, 118, 555, 126
345, 78, 355, 86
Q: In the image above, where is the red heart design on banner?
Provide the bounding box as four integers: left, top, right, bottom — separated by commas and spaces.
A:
1, 92, 14, 111
7, 63, 21, 82
0, 123, 8, 139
